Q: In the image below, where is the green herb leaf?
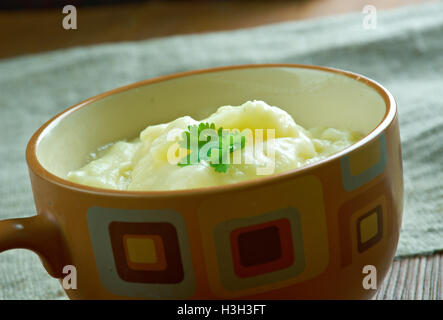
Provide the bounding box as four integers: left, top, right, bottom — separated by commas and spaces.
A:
177, 122, 246, 173
210, 162, 230, 173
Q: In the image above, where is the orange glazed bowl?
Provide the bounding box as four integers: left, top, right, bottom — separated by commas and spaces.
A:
0, 64, 403, 299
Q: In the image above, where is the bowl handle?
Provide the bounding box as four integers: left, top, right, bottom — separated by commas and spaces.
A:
0, 215, 69, 278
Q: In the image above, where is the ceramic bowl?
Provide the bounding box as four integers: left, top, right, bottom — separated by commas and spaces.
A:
0, 64, 403, 299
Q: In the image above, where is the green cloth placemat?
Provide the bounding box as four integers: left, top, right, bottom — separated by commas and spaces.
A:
1, 1, 442, 299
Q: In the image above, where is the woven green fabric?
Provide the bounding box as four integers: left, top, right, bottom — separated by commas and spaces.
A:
0, 1, 442, 299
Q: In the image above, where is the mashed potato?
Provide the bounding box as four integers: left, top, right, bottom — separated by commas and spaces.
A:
67, 100, 362, 191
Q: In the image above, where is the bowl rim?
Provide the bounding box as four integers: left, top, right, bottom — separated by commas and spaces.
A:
26, 63, 397, 199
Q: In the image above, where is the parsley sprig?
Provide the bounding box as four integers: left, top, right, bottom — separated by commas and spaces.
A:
177, 122, 246, 173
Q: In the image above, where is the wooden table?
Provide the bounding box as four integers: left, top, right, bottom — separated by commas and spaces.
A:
0, 0, 441, 299
0, 0, 435, 60
375, 254, 442, 299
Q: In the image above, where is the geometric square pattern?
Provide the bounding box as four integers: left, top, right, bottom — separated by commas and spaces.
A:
198, 175, 329, 298
356, 205, 383, 253
340, 133, 387, 192
213, 207, 305, 292
87, 207, 195, 299
109, 222, 183, 283
338, 188, 388, 267
230, 218, 294, 278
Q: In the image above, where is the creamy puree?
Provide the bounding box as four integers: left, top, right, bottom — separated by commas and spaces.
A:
67, 100, 362, 191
